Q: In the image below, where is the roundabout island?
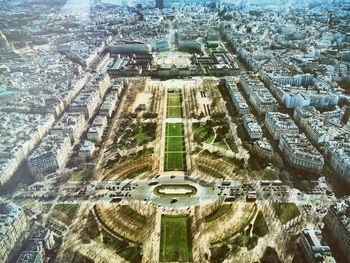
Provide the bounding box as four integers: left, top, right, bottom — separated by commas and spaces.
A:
153, 184, 197, 197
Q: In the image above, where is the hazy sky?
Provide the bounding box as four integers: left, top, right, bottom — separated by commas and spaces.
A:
62, 0, 127, 17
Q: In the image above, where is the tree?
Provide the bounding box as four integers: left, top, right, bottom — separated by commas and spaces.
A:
206, 119, 214, 127
239, 158, 245, 169
210, 244, 230, 263
59, 171, 73, 184
247, 236, 258, 250
217, 125, 229, 136
260, 247, 282, 263
299, 180, 312, 191
272, 153, 284, 168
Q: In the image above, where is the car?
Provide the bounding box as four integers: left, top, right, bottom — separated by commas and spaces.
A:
222, 181, 231, 186
326, 189, 333, 196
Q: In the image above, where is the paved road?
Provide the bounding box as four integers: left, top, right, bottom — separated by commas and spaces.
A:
10, 174, 336, 209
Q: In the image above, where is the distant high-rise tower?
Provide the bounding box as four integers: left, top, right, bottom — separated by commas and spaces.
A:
156, 0, 164, 9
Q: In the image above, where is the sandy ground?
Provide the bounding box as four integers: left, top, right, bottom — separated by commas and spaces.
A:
132, 92, 153, 111
154, 52, 192, 68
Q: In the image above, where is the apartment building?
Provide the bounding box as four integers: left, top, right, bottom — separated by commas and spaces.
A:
27, 134, 72, 176
299, 229, 335, 263
324, 197, 350, 263
0, 201, 27, 262
265, 112, 299, 140
279, 134, 324, 173
242, 114, 263, 140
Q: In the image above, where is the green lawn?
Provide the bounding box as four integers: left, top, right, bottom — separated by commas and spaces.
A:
101, 229, 142, 263
225, 207, 260, 250
82, 211, 100, 240
205, 204, 231, 222
166, 136, 184, 152
167, 89, 183, 118
167, 106, 182, 118
55, 204, 78, 218
204, 134, 215, 144
167, 96, 181, 107
193, 123, 214, 143
213, 141, 229, 150
168, 89, 181, 95
53, 204, 79, 225
274, 203, 300, 224
164, 123, 186, 171
134, 130, 150, 144
261, 170, 279, 180
164, 152, 186, 171
252, 211, 269, 237
115, 123, 156, 150
119, 246, 143, 263
209, 244, 230, 263
166, 123, 184, 137
71, 169, 91, 181
134, 123, 157, 145
210, 207, 267, 251
159, 215, 193, 262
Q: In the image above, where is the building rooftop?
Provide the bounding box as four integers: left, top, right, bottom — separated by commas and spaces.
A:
28, 134, 70, 161
16, 251, 41, 263
0, 200, 23, 242
266, 112, 299, 131
329, 197, 350, 238
294, 106, 319, 119
281, 134, 324, 162
301, 229, 335, 263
